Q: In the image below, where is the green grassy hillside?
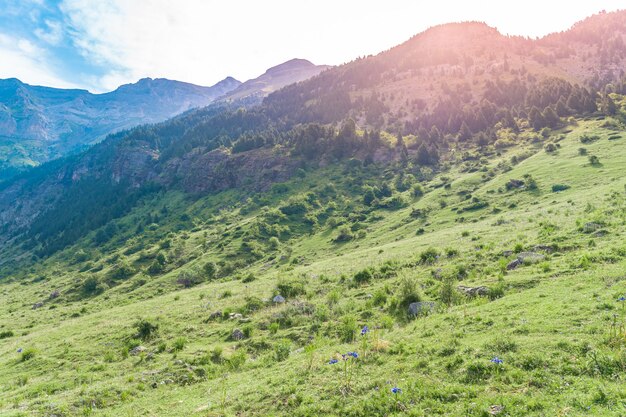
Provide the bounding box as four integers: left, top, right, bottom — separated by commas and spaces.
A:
1, 116, 625, 416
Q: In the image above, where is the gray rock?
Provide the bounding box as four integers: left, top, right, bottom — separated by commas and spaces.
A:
273, 295, 286, 304
49, 290, 60, 299
583, 222, 602, 233
533, 245, 554, 253
209, 310, 222, 320
32, 302, 44, 310
229, 313, 243, 320
488, 405, 505, 415
231, 328, 245, 341
457, 285, 490, 297
517, 252, 545, 264
502, 250, 513, 257
130, 346, 147, 356
408, 301, 436, 316
506, 258, 521, 270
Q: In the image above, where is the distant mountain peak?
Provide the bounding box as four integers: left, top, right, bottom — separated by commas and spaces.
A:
265, 58, 316, 74
220, 58, 330, 102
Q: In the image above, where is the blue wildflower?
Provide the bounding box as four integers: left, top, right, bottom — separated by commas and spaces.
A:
17, 348, 22, 353
361, 325, 369, 336
346, 351, 358, 358
491, 356, 503, 365
391, 387, 402, 394
329, 358, 338, 364
618, 296, 626, 302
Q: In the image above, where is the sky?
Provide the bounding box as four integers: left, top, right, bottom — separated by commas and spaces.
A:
1, 0, 625, 93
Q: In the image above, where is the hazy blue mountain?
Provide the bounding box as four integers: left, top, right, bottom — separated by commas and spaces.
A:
0, 76, 241, 178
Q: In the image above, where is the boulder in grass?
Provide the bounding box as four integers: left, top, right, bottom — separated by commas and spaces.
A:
272, 295, 286, 304
130, 346, 147, 356
208, 310, 223, 321
533, 245, 554, 253
32, 302, 44, 310
583, 222, 602, 233
517, 252, 545, 264
231, 329, 244, 341
408, 301, 436, 316
506, 258, 521, 270
457, 285, 490, 297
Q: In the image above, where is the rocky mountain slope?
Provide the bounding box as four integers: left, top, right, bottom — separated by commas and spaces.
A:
0, 76, 242, 178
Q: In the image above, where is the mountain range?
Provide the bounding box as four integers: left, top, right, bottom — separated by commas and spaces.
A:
0, 59, 329, 179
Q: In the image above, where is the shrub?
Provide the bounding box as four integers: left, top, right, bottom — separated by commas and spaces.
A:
339, 315, 357, 343
227, 351, 247, 370
176, 269, 203, 288
588, 155, 600, 165
544, 143, 557, 153
147, 260, 164, 275
210, 346, 223, 364
411, 184, 425, 197
274, 340, 291, 362
0, 330, 14, 339
81, 277, 103, 296
551, 184, 570, 192
203, 262, 217, 280
419, 247, 440, 264
353, 268, 373, 285
172, 337, 187, 352
109, 261, 136, 280
275, 278, 306, 298
134, 319, 159, 341
20, 348, 36, 362
333, 226, 354, 243
488, 284, 505, 300
579, 134, 599, 144
372, 289, 388, 307
396, 276, 421, 313
578, 147, 588, 155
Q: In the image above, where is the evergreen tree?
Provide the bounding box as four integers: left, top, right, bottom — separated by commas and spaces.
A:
458, 121, 472, 141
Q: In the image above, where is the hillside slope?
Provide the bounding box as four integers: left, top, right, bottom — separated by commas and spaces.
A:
0, 10, 626, 417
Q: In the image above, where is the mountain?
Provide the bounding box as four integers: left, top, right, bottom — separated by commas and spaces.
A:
219, 58, 331, 101
0, 76, 241, 178
1, 10, 626, 417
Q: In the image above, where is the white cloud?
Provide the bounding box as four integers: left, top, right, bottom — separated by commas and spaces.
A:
34, 20, 64, 45
0, 33, 80, 89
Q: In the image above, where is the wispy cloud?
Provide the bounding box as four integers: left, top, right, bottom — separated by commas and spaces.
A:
0, 32, 80, 88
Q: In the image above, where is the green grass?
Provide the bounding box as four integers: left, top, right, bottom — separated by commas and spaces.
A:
1, 119, 626, 416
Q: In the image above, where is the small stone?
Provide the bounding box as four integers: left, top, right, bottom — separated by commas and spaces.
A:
506, 258, 521, 270
209, 310, 222, 320
130, 346, 147, 356
583, 222, 602, 233
231, 328, 244, 341
32, 302, 44, 310
457, 285, 490, 297
488, 405, 504, 415
272, 295, 286, 304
